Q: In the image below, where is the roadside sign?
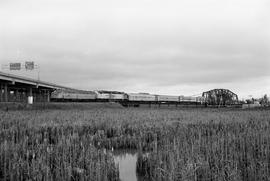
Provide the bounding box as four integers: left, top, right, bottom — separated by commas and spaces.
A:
10, 63, 21, 70
25, 61, 34, 70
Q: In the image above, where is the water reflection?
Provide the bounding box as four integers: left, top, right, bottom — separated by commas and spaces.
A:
113, 150, 150, 181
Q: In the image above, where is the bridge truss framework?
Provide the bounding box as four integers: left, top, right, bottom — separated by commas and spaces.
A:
202, 89, 239, 106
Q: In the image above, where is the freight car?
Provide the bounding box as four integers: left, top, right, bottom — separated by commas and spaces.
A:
156, 95, 179, 102
95, 91, 110, 100
196, 96, 205, 103
95, 90, 126, 102
51, 89, 96, 101
180, 96, 197, 102
127, 93, 156, 102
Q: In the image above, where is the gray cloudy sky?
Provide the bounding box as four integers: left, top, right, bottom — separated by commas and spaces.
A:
0, 0, 270, 99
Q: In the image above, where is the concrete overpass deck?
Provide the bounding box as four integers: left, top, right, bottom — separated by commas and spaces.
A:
0, 71, 72, 103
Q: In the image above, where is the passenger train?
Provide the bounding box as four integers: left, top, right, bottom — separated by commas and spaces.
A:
51, 89, 205, 104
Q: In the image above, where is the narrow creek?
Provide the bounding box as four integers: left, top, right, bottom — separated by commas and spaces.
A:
113, 150, 150, 181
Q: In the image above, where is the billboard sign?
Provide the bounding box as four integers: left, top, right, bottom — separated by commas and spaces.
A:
10, 63, 21, 70
25, 61, 34, 70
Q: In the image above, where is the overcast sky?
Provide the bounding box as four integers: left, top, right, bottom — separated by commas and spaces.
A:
0, 0, 269, 99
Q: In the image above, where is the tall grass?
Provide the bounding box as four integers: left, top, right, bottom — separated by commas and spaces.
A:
136, 111, 270, 181
1, 107, 270, 180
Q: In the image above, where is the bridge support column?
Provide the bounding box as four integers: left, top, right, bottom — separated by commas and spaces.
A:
14, 89, 19, 102
4, 83, 8, 102
0, 84, 2, 102
47, 90, 51, 102
28, 87, 33, 104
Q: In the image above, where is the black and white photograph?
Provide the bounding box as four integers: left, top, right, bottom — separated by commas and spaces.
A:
0, 0, 270, 180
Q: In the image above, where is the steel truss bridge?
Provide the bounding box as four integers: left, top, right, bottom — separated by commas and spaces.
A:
202, 89, 239, 106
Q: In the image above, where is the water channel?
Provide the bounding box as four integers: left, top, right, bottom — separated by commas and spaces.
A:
113, 150, 150, 181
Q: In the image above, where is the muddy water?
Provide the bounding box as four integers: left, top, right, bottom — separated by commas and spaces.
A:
113, 150, 149, 181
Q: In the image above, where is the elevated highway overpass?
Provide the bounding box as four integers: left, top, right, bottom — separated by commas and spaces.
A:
0, 71, 73, 103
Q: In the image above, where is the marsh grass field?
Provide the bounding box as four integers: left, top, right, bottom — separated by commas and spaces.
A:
1, 103, 270, 181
